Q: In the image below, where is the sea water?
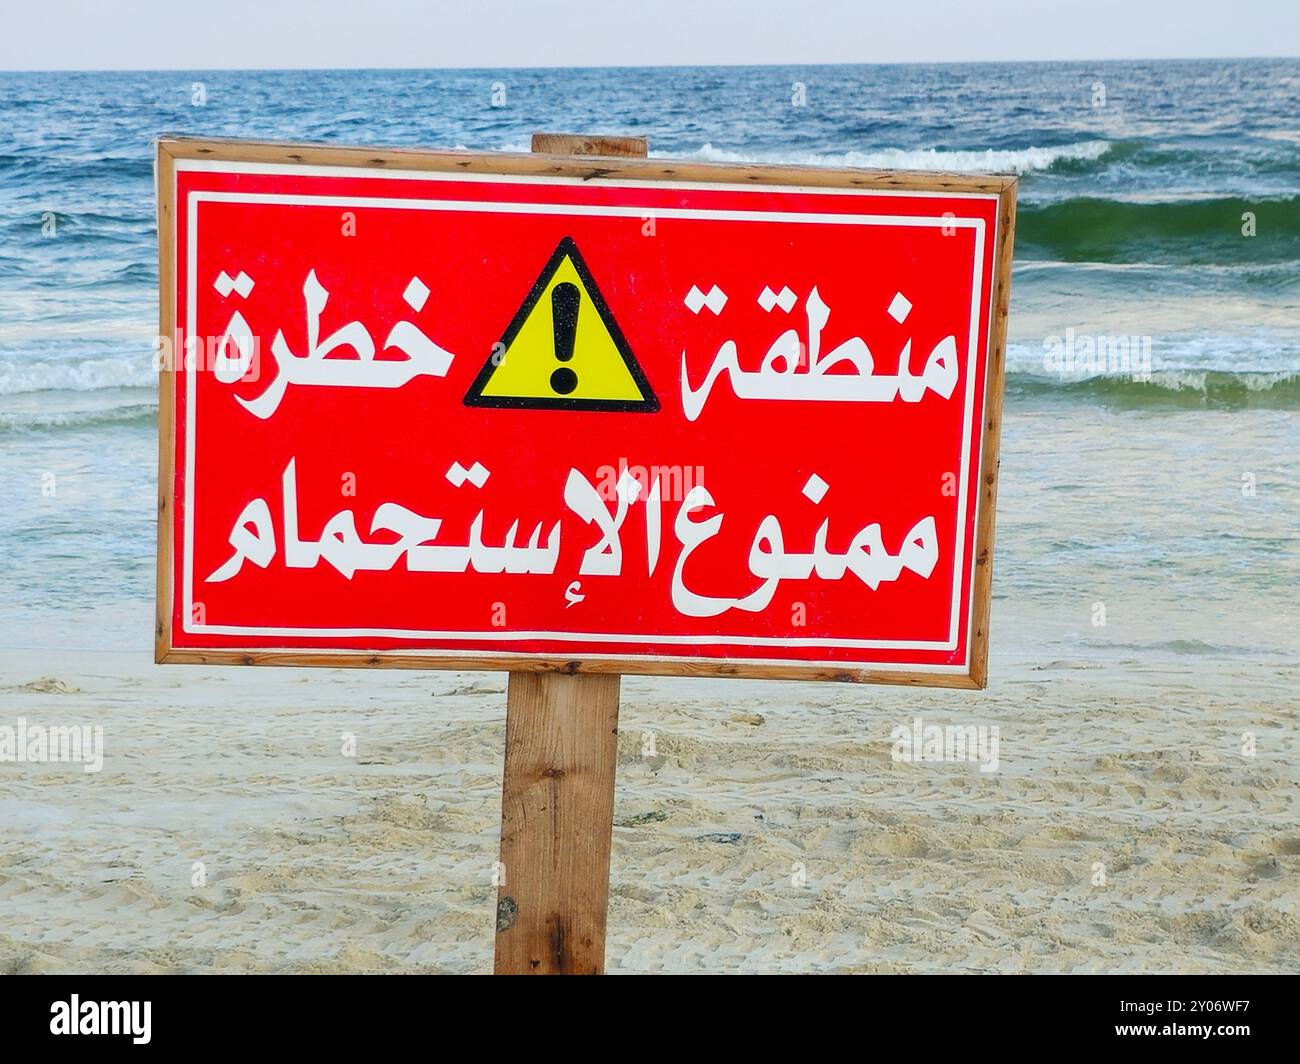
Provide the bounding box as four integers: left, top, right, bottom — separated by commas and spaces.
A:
0, 61, 1296, 675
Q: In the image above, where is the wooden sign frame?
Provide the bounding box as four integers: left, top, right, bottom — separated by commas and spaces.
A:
155, 136, 1016, 690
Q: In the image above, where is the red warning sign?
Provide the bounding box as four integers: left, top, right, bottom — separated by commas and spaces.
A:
156, 141, 1015, 685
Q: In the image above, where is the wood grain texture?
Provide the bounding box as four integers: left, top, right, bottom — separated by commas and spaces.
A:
967, 181, 1018, 689
530, 132, 647, 157
494, 671, 621, 975
156, 136, 1017, 195
155, 141, 177, 664
155, 647, 980, 687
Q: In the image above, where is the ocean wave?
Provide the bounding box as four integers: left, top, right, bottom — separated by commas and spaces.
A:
0, 357, 155, 395
0, 153, 152, 182
1073, 637, 1265, 657
0, 402, 157, 434
1017, 195, 1300, 264
8, 366, 1295, 419
655, 139, 1113, 175
1006, 368, 1300, 409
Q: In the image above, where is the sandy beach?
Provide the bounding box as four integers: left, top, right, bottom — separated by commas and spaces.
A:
2, 640, 1295, 974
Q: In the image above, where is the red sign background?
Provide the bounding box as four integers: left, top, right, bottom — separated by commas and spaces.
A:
158, 143, 1011, 684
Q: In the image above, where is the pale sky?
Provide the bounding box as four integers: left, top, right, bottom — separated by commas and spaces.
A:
2, 0, 1297, 70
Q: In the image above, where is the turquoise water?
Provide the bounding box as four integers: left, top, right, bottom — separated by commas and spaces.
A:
0, 61, 1297, 664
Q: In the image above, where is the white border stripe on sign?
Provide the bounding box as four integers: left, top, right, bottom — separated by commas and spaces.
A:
177, 163, 995, 671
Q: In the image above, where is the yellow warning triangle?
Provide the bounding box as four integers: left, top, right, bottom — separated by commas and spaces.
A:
464, 237, 658, 412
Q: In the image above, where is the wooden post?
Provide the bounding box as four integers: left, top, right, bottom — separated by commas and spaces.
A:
493, 132, 646, 975
494, 671, 622, 974
529, 132, 648, 158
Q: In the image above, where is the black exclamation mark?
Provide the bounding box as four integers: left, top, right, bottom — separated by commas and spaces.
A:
549, 282, 580, 395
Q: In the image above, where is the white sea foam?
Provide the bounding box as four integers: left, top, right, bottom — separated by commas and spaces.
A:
0, 356, 155, 395
0, 402, 156, 432
659, 139, 1112, 175
1006, 330, 1300, 379
498, 138, 1112, 174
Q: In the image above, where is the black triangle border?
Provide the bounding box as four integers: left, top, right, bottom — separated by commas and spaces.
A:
463, 236, 660, 412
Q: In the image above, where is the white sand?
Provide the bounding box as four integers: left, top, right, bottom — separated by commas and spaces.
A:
1, 647, 1296, 974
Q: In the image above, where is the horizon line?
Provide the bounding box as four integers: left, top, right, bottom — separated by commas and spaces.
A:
0, 54, 1296, 74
